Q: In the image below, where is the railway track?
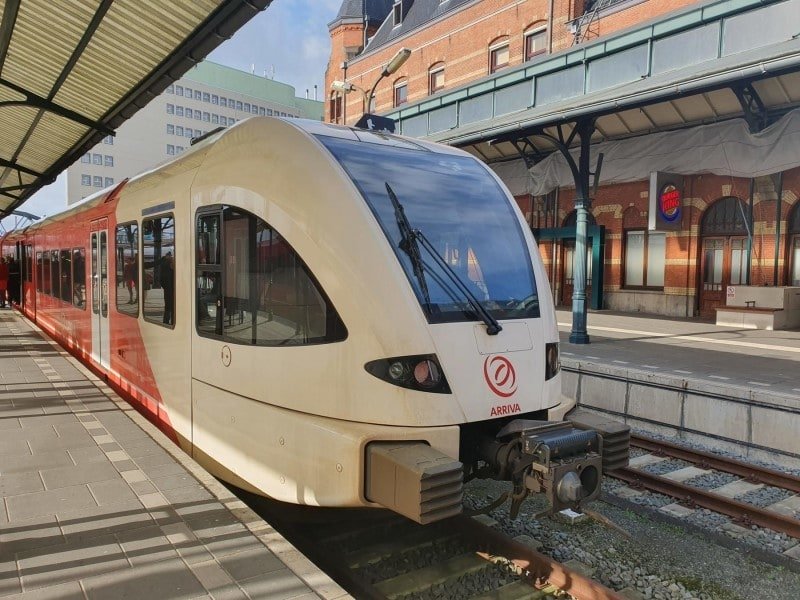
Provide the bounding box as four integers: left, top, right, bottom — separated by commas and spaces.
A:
609, 433, 800, 538
247, 497, 624, 600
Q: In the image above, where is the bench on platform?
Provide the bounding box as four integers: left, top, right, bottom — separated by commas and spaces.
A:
715, 306, 784, 330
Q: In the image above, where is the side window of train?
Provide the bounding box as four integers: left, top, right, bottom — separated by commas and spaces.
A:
194, 206, 347, 346
50, 250, 59, 298
142, 215, 176, 328
36, 251, 43, 292
25, 245, 33, 283
42, 250, 51, 295
59, 250, 72, 303
115, 222, 139, 317
73, 248, 86, 309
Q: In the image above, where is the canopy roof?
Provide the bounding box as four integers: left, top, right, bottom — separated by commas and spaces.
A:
0, 0, 271, 216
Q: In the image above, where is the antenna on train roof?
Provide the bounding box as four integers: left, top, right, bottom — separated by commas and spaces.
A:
190, 126, 226, 146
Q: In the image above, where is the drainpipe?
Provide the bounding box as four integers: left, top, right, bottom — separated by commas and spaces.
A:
773, 171, 784, 286
548, 0, 555, 53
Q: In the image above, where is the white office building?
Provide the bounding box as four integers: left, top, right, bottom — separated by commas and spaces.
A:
68, 61, 323, 204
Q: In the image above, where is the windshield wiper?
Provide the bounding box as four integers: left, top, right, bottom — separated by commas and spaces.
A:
414, 230, 502, 336
386, 183, 432, 314
385, 182, 501, 336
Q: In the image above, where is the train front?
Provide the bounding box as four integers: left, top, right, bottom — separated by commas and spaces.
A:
316, 129, 626, 524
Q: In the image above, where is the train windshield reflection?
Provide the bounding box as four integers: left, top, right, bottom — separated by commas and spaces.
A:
318, 134, 539, 324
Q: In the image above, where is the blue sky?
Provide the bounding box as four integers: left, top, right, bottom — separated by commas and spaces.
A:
3, 0, 341, 230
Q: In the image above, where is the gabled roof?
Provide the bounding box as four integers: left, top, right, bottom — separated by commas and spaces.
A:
365, 0, 473, 53
330, 0, 394, 27
0, 0, 271, 217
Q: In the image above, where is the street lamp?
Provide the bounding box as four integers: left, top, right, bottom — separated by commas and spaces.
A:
330, 47, 411, 120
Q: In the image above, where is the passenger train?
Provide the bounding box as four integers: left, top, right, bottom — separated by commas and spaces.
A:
3, 117, 623, 523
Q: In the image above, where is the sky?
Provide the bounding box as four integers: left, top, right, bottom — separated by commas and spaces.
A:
2, 0, 342, 232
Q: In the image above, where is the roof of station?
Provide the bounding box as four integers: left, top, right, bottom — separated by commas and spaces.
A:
385, 0, 800, 165
0, 0, 271, 216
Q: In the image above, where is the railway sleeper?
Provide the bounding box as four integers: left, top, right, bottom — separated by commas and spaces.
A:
373, 552, 491, 599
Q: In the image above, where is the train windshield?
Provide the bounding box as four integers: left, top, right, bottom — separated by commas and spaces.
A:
318, 134, 539, 324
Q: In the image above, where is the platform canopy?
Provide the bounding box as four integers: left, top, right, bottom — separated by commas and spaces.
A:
0, 0, 271, 216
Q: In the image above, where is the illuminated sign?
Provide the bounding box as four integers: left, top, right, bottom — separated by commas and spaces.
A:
649, 172, 684, 232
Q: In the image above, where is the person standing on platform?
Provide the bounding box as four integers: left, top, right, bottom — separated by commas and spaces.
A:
0, 257, 8, 308
159, 251, 175, 326
8, 257, 20, 306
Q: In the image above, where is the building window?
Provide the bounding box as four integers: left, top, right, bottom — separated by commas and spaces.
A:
166, 103, 174, 114
175, 85, 183, 96
203, 112, 210, 122
194, 90, 201, 100
81, 153, 90, 164
393, 79, 408, 107
490, 39, 510, 73
176, 106, 184, 117
259, 107, 265, 116
624, 230, 665, 288
167, 124, 174, 135
211, 94, 218, 105
211, 114, 219, 124
429, 64, 445, 94
235, 100, 243, 111
176, 146, 184, 153
92, 153, 102, 165
524, 27, 547, 61
220, 97, 227, 107
244, 103, 250, 112
185, 129, 193, 138
103, 135, 114, 145
142, 215, 176, 327
252, 105, 259, 114
81, 174, 91, 186
194, 129, 201, 137
175, 125, 183, 136
220, 116, 227, 126
104, 177, 114, 187
104, 155, 114, 167
202, 92, 210, 103
330, 92, 342, 123
166, 84, 174, 94
393, 1, 402, 26
185, 87, 192, 97
167, 144, 175, 155
267, 108, 273, 116
93, 176, 103, 187
195, 206, 347, 344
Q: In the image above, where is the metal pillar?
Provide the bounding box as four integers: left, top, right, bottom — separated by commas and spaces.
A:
569, 119, 594, 344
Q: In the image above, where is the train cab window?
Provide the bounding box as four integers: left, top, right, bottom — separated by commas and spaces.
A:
115, 223, 139, 317
36, 251, 43, 292
73, 248, 86, 309
60, 250, 72, 303
195, 206, 346, 346
142, 215, 175, 327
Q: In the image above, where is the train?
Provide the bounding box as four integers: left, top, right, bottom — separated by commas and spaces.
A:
2, 117, 627, 523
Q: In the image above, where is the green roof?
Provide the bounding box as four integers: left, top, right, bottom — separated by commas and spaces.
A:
184, 61, 323, 119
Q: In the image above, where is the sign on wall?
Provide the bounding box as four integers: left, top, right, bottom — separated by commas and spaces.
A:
648, 172, 685, 232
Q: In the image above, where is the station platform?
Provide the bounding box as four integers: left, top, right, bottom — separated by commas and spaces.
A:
0, 309, 349, 600
557, 308, 800, 464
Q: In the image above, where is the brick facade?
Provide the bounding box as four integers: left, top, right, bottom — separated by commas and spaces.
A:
326, 0, 800, 318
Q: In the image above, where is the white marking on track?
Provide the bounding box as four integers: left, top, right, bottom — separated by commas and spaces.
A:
557, 322, 800, 354
708, 375, 730, 380
674, 370, 692, 374
748, 381, 771, 387
585, 355, 599, 360
613, 360, 629, 364
642, 365, 660, 369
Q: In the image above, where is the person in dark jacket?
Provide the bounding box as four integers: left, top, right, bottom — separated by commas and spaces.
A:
0, 257, 8, 308
7, 257, 20, 305
159, 252, 175, 325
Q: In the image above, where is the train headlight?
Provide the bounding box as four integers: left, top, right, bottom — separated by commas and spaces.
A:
545, 342, 560, 380
365, 355, 451, 393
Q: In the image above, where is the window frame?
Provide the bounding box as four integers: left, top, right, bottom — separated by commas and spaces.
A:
115, 221, 140, 318
622, 228, 666, 290
72, 247, 86, 309
428, 63, 445, 95
524, 26, 547, 61
489, 39, 510, 73
142, 213, 176, 329
393, 79, 408, 107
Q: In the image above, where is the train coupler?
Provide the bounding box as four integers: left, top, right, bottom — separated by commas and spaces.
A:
479, 419, 603, 517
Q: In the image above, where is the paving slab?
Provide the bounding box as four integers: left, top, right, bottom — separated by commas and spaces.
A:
0, 309, 349, 600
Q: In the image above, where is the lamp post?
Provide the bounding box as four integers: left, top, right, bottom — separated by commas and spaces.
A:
331, 47, 411, 120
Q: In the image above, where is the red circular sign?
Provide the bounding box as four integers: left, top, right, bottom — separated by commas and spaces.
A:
483, 355, 517, 398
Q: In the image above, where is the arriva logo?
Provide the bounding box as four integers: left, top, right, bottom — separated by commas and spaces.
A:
483, 354, 517, 398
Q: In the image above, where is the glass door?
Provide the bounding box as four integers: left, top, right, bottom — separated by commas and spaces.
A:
90, 225, 110, 368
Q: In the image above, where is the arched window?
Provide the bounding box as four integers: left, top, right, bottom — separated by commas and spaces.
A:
524, 23, 547, 61
393, 77, 408, 107
489, 36, 510, 73
329, 91, 342, 124
428, 62, 445, 95
789, 201, 800, 286
701, 196, 747, 236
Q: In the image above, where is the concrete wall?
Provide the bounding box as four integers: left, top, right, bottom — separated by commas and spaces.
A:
563, 359, 800, 468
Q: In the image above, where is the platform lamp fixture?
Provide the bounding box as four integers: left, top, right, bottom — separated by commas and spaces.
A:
331, 48, 411, 119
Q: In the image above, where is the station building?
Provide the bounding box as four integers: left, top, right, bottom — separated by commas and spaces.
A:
68, 61, 323, 204
327, 0, 800, 319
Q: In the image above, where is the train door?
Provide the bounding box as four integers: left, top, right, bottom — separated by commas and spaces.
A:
90, 220, 110, 368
